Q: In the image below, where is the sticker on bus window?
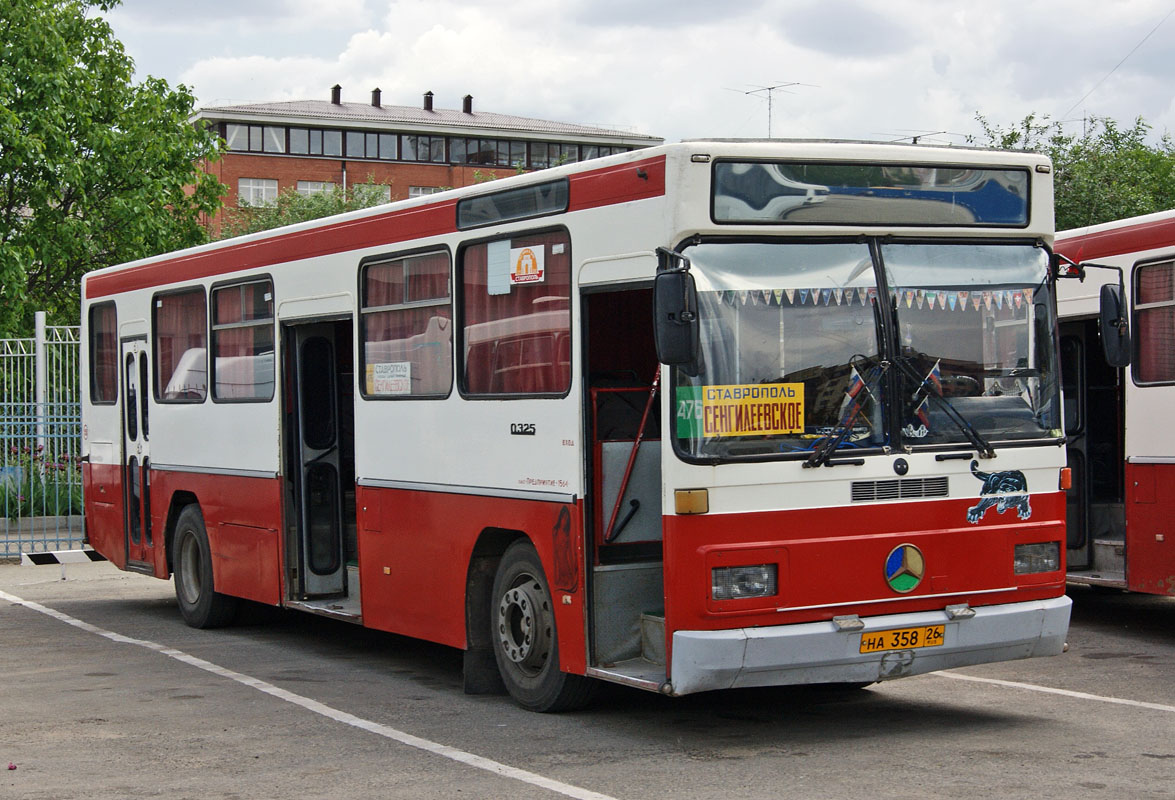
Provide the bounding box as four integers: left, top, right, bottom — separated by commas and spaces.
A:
487, 240, 511, 295
368, 361, 411, 395
676, 386, 704, 438
510, 245, 545, 286
698, 383, 805, 438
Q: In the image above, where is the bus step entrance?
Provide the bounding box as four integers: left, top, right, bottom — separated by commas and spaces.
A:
641, 612, 665, 665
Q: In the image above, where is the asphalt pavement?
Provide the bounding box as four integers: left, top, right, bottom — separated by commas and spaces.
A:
2, 561, 1173, 800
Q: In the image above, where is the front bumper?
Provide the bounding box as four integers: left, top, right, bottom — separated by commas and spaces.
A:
668, 595, 1071, 696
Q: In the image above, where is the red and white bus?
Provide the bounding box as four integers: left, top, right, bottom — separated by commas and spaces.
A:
1056, 209, 1175, 596
82, 141, 1073, 711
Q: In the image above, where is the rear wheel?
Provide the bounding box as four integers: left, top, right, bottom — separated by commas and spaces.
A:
172, 504, 238, 628
491, 540, 594, 712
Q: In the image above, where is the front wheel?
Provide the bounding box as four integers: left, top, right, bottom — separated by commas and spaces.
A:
172, 504, 238, 629
490, 540, 594, 712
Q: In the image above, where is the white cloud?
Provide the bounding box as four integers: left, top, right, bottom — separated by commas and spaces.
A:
110, 0, 1175, 144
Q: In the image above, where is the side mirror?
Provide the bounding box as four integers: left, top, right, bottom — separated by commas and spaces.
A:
1099, 283, 1131, 368
653, 252, 700, 376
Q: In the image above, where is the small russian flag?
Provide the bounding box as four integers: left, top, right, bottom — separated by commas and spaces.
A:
925, 359, 942, 394
845, 366, 867, 401
915, 395, 931, 428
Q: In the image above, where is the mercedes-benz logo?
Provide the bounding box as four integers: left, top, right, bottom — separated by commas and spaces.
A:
884, 544, 925, 593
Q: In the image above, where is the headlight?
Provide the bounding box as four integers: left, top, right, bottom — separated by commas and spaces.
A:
1014, 542, 1060, 574
712, 564, 778, 600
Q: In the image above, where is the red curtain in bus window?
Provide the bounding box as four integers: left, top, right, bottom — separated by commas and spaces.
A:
362, 252, 452, 397
212, 281, 274, 400
90, 303, 117, 403
153, 289, 207, 401
461, 231, 571, 395
1136, 263, 1175, 383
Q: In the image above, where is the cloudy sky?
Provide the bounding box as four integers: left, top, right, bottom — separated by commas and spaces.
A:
104, 0, 1175, 145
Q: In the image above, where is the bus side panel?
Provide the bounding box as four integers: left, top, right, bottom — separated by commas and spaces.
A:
1124, 462, 1175, 596
357, 486, 587, 673
151, 469, 284, 605
82, 461, 126, 569
662, 493, 1067, 640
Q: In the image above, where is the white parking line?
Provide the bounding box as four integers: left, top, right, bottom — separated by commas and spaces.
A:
0, 589, 619, 800
938, 671, 1175, 713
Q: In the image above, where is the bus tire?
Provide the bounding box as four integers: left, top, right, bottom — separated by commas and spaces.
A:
490, 540, 594, 712
172, 504, 238, 629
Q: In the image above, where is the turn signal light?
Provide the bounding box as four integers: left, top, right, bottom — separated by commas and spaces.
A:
675, 489, 709, 514
1059, 467, 1072, 491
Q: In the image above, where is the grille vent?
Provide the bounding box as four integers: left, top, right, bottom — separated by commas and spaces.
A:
851, 476, 949, 503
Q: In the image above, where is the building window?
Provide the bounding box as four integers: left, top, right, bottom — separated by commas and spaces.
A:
263, 126, 284, 153
297, 181, 335, 196
346, 130, 366, 158
409, 186, 442, 198
402, 135, 445, 163
289, 128, 308, 154
238, 178, 278, 207
225, 124, 249, 151
212, 280, 275, 402
323, 130, 343, 157
361, 251, 452, 398
225, 124, 285, 153
460, 230, 571, 395
378, 133, 397, 160
1136, 261, 1175, 383
510, 141, 527, 168
89, 302, 117, 404
153, 289, 207, 403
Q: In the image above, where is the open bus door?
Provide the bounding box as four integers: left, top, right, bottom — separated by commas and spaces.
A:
1060, 319, 1127, 582
582, 287, 667, 685
283, 320, 357, 602
120, 337, 155, 572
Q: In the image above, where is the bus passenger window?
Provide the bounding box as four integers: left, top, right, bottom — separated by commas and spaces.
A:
212, 280, 275, 401
89, 302, 117, 404
460, 230, 571, 396
361, 251, 452, 398
153, 288, 207, 402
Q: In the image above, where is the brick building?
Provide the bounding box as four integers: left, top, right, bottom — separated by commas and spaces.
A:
194, 85, 663, 229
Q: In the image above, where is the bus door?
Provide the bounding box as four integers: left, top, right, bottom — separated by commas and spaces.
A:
583, 288, 666, 672
286, 321, 355, 597
121, 337, 154, 570
1060, 319, 1126, 577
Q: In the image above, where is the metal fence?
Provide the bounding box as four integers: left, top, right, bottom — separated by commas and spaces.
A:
1, 312, 83, 558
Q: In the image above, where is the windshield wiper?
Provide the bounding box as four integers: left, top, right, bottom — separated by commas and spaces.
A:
895, 356, 996, 459
804, 360, 887, 469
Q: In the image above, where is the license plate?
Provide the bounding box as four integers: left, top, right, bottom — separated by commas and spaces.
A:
859, 624, 945, 654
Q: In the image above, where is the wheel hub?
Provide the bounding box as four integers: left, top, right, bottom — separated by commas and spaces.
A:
497, 581, 543, 666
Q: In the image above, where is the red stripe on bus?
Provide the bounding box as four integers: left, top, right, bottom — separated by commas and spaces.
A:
84, 201, 458, 299
83, 155, 668, 299
568, 155, 666, 212
1056, 214, 1175, 262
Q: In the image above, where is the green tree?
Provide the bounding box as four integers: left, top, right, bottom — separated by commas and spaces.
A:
0, 0, 223, 335
217, 179, 394, 239
974, 113, 1175, 231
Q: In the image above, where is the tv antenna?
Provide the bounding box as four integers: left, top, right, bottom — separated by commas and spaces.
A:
729, 81, 818, 137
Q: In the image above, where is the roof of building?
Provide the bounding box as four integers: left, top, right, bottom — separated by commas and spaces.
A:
195, 92, 662, 145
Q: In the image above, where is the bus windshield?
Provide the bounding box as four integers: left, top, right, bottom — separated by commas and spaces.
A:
672, 240, 1061, 461
884, 242, 1060, 449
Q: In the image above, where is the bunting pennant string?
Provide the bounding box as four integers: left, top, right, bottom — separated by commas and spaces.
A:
716, 287, 1031, 311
